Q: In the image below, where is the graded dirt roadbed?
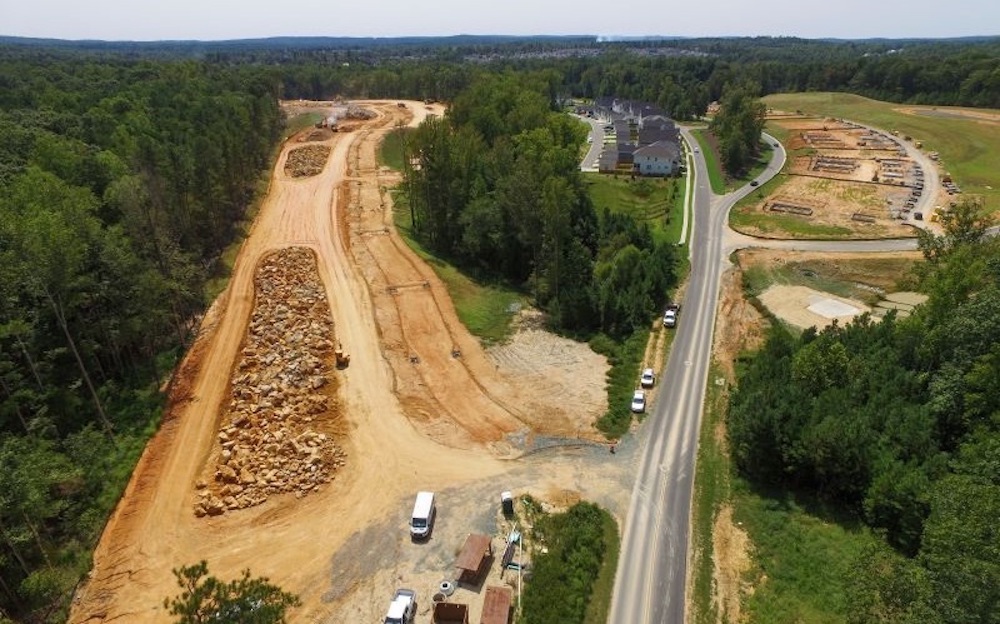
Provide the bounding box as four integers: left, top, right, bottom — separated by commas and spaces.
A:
69, 102, 611, 623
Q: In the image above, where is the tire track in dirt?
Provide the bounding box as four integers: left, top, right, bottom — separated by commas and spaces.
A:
70, 101, 606, 624
343, 108, 524, 448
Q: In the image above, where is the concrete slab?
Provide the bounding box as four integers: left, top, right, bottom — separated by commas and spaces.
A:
807, 297, 861, 318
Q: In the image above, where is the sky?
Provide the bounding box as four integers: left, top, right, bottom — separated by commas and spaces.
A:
1, 0, 997, 42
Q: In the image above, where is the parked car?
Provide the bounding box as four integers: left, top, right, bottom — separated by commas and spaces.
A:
640, 368, 656, 388
663, 303, 681, 327
630, 390, 646, 413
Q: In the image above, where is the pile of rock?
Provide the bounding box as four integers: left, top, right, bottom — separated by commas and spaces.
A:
343, 104, 376, 120
195, 247, 345, 517
284, 145, 331, 178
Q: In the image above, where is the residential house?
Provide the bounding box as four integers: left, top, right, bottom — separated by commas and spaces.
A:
633, 140, 681, 177
598, 146, 619, 173
617, 143, 638, 167
638, 115, 679, 146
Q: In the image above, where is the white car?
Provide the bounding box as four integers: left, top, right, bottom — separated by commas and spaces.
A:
663, 309, 677, 328
630, 390, 646, 413
640, 368, 655, 388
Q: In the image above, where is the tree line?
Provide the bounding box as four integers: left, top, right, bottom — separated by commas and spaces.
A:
709, 82, 768, 174
402, 72, 679, 337
0, 51, 282, 622
7, 36, 996, 122
728, 199, 1000, 622
191, 36, 1000, 117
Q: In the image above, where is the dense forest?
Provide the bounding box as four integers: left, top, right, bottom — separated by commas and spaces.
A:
728, 200, 1000, 623
254, 37, 1000, 116
0, 52, 282, 621
1, 34, 998, 621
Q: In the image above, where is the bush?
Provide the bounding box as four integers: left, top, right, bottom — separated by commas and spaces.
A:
521, 502, 614, 624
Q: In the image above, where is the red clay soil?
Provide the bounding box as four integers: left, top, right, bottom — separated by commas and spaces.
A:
69, 101, 606, 623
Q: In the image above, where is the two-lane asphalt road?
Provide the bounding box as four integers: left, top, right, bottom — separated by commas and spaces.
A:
608, 131, 786, 624
607, 124, 941, 623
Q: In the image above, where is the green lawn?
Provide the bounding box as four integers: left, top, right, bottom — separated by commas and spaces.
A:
378, 127, 410, 171
282, 111, 324, 139
690, 362, 880, 624
729, 209, 854, 239
583, 173, 686, 243
736, 484, 879, 624
689, 364, 731, 624
583, 511, 622, 624
691, 129, 726, 194
691, 130, 774, 194
764, 123, 793, 146
764, 92, 1000, 209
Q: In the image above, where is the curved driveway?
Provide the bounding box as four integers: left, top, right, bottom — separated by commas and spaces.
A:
608, 126, 920, 624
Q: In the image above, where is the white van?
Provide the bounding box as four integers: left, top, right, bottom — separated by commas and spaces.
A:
409, 491, 435, 539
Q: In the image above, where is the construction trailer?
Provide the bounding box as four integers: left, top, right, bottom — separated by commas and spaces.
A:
455, 534, 493, 585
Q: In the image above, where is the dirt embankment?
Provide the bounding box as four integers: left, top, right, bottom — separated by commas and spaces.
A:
70, 101, 612, 624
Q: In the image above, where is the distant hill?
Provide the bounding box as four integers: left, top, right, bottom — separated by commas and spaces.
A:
0, 34, 598, 52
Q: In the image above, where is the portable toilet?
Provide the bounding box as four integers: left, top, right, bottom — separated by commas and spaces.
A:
501, 492, 514, 516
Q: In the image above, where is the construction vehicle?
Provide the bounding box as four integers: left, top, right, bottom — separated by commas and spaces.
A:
335, 341, 350, 368
384, 588, 417, 624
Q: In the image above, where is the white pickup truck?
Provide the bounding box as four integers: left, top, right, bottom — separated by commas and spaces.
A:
663, 303, 680, 328
384, 588, 417, 624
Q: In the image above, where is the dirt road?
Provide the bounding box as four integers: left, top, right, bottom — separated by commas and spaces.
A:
69, 101, 613, 623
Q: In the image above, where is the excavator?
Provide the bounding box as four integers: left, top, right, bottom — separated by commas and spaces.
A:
334, 341, 350, 368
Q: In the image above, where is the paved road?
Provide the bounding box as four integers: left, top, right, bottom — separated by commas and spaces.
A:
605, 122, 952, 623
576, 114, 607, 171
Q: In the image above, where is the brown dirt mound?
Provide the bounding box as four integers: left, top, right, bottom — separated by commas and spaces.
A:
284, 144, 331, 177
194, 247, 346, 517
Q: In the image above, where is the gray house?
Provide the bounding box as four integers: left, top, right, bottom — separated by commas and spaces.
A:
633, 141, 681, 177
598, 146, 619, 173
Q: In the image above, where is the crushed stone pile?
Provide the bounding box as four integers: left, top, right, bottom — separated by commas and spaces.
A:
344, 104, 376, 120
194, 247, 345, 517
284, 145, 331, 178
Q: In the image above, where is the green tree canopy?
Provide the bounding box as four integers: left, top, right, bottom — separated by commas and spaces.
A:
165, 561, 300, 624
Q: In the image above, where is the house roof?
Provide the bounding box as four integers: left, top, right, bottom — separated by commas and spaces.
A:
634, 140, 680, 160
640, 114, 675, 129
638, 125, 679, 146
598, 149, 618, 165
